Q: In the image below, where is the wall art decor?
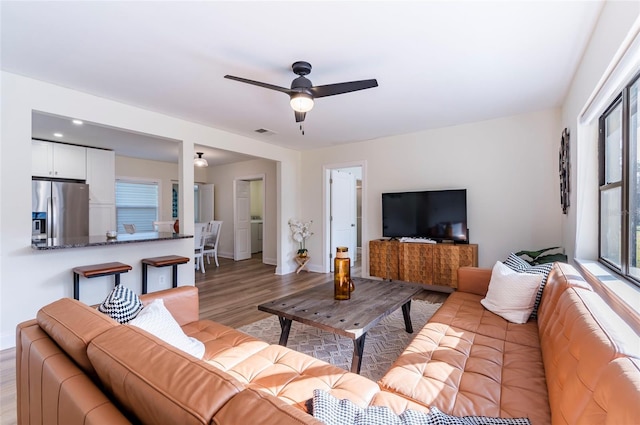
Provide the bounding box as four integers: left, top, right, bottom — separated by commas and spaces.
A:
559, 128, 570, 214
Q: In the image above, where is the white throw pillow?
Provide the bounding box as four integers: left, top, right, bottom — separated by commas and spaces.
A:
480, 261, 543, 324
128, 299, 205, 359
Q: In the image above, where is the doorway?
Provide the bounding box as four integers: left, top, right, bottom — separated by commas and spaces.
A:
324, 163, 365, 275
233, 174, 265, 262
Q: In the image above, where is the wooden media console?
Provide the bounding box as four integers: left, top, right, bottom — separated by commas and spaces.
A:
369, 240, 478, 289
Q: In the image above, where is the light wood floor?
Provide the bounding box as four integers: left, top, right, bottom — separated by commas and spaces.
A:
0, 254, 448, 425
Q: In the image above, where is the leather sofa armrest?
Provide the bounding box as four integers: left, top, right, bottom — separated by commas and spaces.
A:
457, 267, 492, 296
139, 286, 199, 326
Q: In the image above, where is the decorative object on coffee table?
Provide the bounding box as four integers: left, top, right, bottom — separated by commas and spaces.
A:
334, 246, 354, 300
258, 277, 423, 374
288, 218, 313, 258
559, 127, 570, 214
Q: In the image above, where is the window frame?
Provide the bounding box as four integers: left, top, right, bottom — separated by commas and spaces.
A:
599, 72, 640, 286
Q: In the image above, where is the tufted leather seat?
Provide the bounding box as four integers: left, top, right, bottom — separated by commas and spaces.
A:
16, 262, 640, 424
378, 262, 640, 424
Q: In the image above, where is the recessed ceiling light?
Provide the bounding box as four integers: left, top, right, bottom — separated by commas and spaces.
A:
53, 132, 63, 138
72, 119, 83, 125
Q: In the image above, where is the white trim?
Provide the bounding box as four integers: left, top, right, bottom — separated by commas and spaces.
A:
575, 259, 640, 327
579, 15, 640, 124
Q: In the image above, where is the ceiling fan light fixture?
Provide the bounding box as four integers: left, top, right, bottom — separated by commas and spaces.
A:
194, 152, 208, 167
290, 93, 314, 113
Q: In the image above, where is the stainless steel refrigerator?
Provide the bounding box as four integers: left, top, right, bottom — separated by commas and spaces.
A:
32, 179, 89, 240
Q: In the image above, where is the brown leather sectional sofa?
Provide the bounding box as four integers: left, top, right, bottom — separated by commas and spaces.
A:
16, 262, 640, 424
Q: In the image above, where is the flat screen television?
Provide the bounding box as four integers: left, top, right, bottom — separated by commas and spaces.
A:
382, 189, 468, 242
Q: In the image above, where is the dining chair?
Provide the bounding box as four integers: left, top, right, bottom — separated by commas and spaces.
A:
194, 223, 207, 273
202, 220, 222, 267
153, 221, 175, 233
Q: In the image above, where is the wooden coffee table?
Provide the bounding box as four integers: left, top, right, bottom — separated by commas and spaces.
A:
258, 277, 424, 374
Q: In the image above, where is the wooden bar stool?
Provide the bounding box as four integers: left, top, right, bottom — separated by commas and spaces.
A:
72, 262, 132, 300
141, 255, 190, 294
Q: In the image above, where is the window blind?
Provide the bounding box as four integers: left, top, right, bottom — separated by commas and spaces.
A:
115, 181, 159, 233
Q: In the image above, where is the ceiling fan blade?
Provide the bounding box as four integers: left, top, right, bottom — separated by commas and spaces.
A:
295, 111, 306, 123
224, 75, 293, 95
310, 79, 378, 98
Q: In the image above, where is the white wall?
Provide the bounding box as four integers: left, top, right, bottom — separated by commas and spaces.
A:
0, 72, 300, 349
250, 180, 264, 218
206, 159, 278, 265
561, 2, 640, 262
301, 109, 562, 271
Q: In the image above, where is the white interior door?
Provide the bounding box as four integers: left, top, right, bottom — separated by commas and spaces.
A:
330, 170, 357, 271
234, 180, 251, 261
200, 184, 215, 222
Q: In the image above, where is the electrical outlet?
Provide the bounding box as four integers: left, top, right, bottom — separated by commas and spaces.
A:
159, 275, 165, 285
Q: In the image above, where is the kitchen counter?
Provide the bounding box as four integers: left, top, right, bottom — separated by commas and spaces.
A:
31, 232, 193, 250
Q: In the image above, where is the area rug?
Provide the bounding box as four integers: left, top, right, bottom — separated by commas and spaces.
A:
238, 300, 442, 381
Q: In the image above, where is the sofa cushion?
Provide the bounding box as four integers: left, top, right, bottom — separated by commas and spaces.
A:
582, 358, 640, 424
539, 286, 640, 424
182, 319, 270, 369
139, 285, 199, 326
87, 325, 245, 425
213, 388, 325, 425
129, 298, 205, 358
503, 253, 553, 318
16, 320, 132, 425
427, 291, 541, 348
222, 343, 380, 412
36, 297, 118, 376
481, 261, 542, 324
536, 262, 591, 336
379, 288, 549, 425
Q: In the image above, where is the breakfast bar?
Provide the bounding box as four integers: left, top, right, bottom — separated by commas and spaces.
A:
31, 232, 195, 304
31, 231, 193, 250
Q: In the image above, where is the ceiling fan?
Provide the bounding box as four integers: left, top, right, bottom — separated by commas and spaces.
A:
224, 61, 378, 127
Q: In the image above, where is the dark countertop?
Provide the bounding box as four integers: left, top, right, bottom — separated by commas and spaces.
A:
31, 232, 193, 250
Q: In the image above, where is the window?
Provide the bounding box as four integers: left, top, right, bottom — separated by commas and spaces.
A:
115, 180, 159, 233
599, 74, 639, 284
171, 183, 201, 221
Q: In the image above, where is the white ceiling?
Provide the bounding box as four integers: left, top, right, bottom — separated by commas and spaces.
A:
31, 111, 257, 166
2, 1, 603, 162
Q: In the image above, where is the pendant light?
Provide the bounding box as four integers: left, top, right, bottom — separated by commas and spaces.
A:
194, 152, 208, 167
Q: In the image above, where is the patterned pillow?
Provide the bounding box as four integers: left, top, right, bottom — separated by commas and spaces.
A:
503, 253, 553, 319
97, 285, 143, 323
311, 389, 531, 425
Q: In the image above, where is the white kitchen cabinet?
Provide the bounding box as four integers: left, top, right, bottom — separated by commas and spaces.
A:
31, 140, 53, 177
89, 203, 116, 235
32, 140, 87, 180
86, 148, 115, 204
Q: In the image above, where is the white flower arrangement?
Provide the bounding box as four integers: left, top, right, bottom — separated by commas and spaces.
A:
288, 218, 313, 256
